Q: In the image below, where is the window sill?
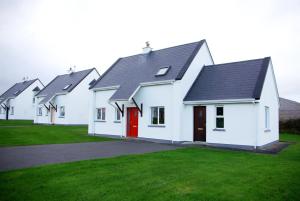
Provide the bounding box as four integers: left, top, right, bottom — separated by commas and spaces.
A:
264, 129, 271, 132
213, 128, 226, 131
95, 120, 106, 122
148, 125, 166, 128
113, 121, 121, 123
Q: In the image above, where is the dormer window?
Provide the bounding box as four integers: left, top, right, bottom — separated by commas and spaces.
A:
155, 66, 170, 76
63, 84, 72, 90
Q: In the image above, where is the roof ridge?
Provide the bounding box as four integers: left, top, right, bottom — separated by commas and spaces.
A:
120, 40, 205, 60
175, 40, 206, 80
253, 57, 271, 99
58, 68, 94, 77
205, 57, 270, 68
67, 68, 96, 93
90, 58, 122, 89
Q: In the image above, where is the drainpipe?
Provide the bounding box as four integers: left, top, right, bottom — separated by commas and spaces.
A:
253, 101, 258, 150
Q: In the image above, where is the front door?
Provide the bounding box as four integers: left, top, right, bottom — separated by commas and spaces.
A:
194, 106, 206, 141
50, 108, 56, 124
127, 107, 138, 138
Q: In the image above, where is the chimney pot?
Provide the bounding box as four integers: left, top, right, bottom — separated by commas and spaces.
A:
142, 41, 152, 54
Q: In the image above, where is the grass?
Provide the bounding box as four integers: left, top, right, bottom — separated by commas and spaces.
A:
0, 120, 34, 126
0, 120, 113, 147
0, 133, 299, 201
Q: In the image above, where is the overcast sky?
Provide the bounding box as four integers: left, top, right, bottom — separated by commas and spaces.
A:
0, 0, 299, 101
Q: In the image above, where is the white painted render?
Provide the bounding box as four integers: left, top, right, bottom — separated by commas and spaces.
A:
0, 80, 44, 120
256, 62, 279, 146
34, 69, 99, 125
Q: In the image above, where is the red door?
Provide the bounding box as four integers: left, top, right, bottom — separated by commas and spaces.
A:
127, 107, 139, 138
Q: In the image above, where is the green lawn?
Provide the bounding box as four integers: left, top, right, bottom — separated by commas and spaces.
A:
0, 120, 113, 147
0, 133, 299, 201
0, 120, 34, 126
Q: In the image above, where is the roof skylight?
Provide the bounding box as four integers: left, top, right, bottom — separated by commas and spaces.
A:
155, 66, 170, 76
14, 90, 20, 95
63, 84, 72, 90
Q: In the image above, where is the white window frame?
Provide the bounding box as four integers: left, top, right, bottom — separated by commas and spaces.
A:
37, 107, 42, 116
115, 108, 121, 122
59, 106, 65, 118
150, 106, 165, 125
96, 107, 106, 121
265, 106, 270, 130
10, 106, 14, 115
215, 106, 224, 129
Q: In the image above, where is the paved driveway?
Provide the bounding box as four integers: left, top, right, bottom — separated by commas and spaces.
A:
0, 140, 179, 172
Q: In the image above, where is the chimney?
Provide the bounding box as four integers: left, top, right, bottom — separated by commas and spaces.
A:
142, 41, 152, 54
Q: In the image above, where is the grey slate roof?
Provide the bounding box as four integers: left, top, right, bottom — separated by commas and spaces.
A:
184, 57, 271, 101
37, 68, 95, 104
0, 79, 40, 104
279, 98, 300, 121
91, 40, 206, 100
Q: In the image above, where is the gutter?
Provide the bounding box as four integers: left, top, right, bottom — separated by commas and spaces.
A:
183, 98, 258, 105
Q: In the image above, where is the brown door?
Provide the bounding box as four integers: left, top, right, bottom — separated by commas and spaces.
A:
194, 106, 206, 141
127, 107, 139, 138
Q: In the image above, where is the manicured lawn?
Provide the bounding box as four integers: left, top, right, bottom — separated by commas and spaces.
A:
0, 134, 299, 201
0, 122, 113, 147
0, 120, 34, 126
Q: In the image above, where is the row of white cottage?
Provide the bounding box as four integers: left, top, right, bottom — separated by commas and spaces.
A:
0, 40, 279, 149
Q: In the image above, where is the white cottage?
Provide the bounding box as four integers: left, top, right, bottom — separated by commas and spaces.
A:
88, 40, 279, 149
34, 68, 99, 125
0, 79, 44, 120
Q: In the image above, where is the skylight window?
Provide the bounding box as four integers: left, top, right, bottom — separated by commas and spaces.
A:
14, 90, 20, 95
155, 66, 170, 76
63, 84, 72, 90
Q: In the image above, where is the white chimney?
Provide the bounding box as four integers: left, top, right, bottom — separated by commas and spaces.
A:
142, 41, 152, 54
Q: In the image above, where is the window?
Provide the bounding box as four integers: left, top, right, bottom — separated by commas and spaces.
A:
155, 66, 170, 76
216, 106, 224, 129
96, 108, 106, 121
265, 106, 270, 130
115, 108, 121, 122
63, 84, 72, 90
37, 107, 42, 116
33, 98, 35, 104
59, 106, 65, 117
10, 107, 14, 115
0, 107, 2, 114
46, 109, 49, 116
151, 107, 165, 125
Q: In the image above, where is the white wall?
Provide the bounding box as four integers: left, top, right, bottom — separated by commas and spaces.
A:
66, 69, 99, 125
257, 62, 279, 146
91, 89, 123, 135
34, 96, 51, 124
2, 80, 44, 120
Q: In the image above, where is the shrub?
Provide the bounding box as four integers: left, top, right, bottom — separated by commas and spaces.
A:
280, 119, 300, 134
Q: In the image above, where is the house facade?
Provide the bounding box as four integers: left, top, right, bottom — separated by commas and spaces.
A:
0, 79, 44, 120
88, 40, 279, 149
34, 68, 99, 125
